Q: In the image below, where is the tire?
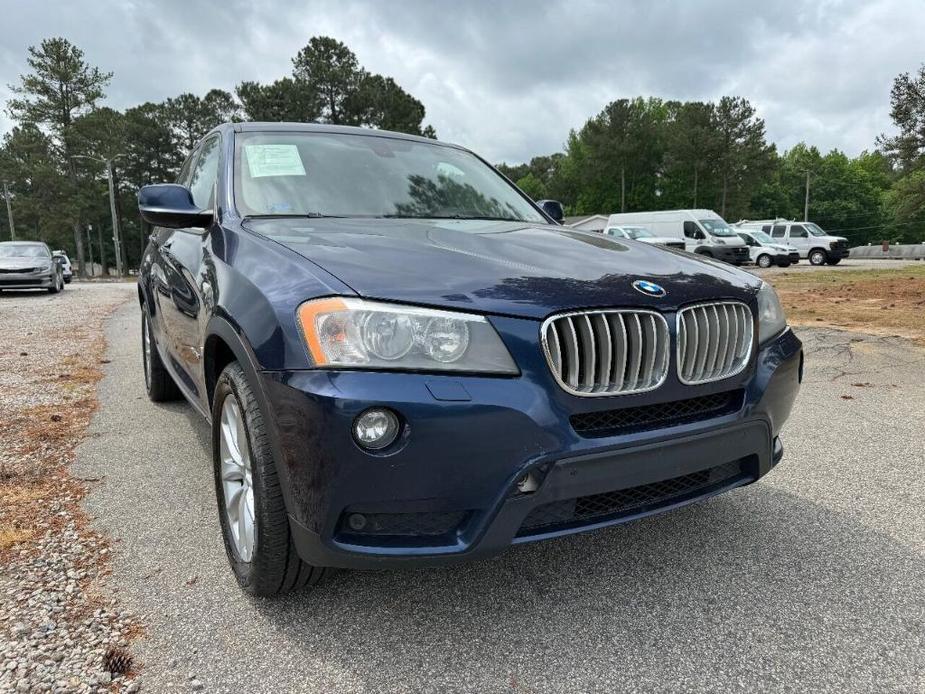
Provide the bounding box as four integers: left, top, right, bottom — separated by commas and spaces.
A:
212, 362, 328, 596
756, 254, 773, 268
48, 273, 63, 294
63, 277, 72, 284
826, 258, 842, 266
141, 309, 182, 402
809, 249, 827, 266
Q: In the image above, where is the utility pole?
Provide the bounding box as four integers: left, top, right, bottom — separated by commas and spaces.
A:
2, 181, 15, 241
86, 224, 95, 277
804, 170, 811, 222
105, 160, 124, 276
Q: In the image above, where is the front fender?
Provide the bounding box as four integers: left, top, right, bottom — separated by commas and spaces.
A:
204, 315, 300, 519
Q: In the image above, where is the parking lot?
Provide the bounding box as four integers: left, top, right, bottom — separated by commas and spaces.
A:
59, 284, 925, 693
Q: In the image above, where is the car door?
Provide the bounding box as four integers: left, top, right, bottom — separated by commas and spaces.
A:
156, 134, 221, 404
149, 151, 197, 368
786, 223, 811, 256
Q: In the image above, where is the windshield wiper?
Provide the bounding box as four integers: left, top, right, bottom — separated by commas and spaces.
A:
381, 214, 524, 222
243, 213, 345, 220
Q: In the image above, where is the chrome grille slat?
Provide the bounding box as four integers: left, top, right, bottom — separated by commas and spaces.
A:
563, 317, 580, 388
576, 315, 595, 391
592, 313, 611, 393
543, 309, 669, 397
677, 301, 753, 385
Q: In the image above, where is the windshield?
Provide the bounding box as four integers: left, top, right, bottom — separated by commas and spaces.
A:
234, 131, 545, 223
0, 244, 50, 258
749, 231, 774, 244
698, 219, 738, 237
623, 226, 654, 239
805, 222, 828, 237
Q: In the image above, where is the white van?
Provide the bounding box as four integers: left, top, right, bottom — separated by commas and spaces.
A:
735, 219, 848, 266
605, 209, 750, 265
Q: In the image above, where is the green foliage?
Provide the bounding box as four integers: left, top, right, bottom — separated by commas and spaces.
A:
236, 78, 320, 123
878, 64, 925, 171
164, 89, 240, 154
6, 37, 112, 132
240, 36, 435, 137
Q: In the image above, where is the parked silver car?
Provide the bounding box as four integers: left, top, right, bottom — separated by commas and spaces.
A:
0, 241, 65, 293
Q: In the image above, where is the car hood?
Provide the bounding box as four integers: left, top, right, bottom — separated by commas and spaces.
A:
0, 258, 47, 270
243, 218, 761, 319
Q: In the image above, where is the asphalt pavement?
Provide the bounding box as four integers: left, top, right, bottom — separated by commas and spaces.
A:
74, 298, 925, 693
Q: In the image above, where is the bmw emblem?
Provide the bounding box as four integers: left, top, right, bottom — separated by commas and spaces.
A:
632, 279, 667, 297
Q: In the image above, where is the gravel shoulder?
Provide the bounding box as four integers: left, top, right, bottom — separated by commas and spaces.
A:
75, 300, 925, 693
0, 282, 138, 694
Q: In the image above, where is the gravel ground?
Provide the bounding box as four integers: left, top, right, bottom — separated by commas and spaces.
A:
750, 257, 922, 276
73, 300, 924, 693
0, 282, 139, 694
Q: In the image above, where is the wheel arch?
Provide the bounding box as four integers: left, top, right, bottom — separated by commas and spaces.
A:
204, 315, 299, 518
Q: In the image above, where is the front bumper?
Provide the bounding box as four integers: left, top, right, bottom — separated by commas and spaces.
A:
0, 271, 55, 289
828, 245, 849, 259
260, 326, 802, 569
712, 246, 750, 265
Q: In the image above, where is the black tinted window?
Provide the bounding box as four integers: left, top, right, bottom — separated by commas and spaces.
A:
189, 136, 221, 209
761, 225, 771, 232
789, 224, 808, 238
683, 221, 699, 238
771, 225, 786, 237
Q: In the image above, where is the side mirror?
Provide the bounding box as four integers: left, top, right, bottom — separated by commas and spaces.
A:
536, 199, 565, 224
138, 184, 212, 229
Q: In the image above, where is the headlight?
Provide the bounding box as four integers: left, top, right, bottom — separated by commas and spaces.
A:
756, 281, 787, 343
297, 298, 518, 373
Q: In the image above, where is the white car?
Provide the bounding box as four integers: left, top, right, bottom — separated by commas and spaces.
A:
52, 250, 73, 283
736, 231, 800, 268
735, 220, 848, 266
604, 225, 686, 250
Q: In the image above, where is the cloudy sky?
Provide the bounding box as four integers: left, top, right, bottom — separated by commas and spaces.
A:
0, 0, 921, 163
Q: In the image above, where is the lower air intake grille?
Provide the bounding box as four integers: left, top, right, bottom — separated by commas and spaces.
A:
518, 461, 744, 536
570, 390, 743, 437
338, 511, 467, 538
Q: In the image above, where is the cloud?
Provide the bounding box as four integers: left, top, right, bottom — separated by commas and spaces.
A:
0, 0, 921, 162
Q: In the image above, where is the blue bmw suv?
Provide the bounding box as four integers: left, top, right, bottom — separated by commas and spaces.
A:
137, 123, 802, 595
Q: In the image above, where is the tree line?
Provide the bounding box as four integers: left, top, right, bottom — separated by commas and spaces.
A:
2, 35, 924, 275
497, 80, 925, 246
0, 36, 434, 277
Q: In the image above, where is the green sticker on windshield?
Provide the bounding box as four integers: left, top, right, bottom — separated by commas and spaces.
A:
245, 145, 306, 178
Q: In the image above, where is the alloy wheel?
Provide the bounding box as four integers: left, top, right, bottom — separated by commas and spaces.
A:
219, 395, 256, 562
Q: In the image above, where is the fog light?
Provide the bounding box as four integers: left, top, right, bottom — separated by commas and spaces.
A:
347, 513, 367, 531
352, 408, 400, 450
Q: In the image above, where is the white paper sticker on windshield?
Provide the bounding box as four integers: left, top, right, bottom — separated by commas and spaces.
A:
245, 145, 306, 178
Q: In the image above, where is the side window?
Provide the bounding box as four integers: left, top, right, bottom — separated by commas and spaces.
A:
683, 221, 699, 239
771, 225, 786, 238
176, 151, 197, 187
789, 224, 808, 238
188, 136, 221, 209
606, 228, 625, 239
761, 225, 771, 233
